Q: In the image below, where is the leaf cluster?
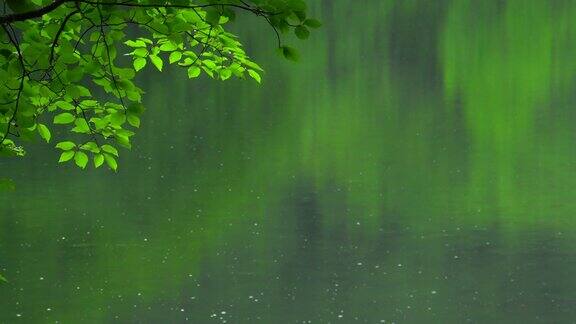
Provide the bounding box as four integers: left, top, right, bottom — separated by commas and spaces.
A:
0, 0, 318, 170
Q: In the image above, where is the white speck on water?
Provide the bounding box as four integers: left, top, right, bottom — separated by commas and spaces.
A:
181, 309, 185, 312
221, 311, 226, 315
357, 262, 363, 266
16, 314, 21, 317
431, 290, 437, 294
398, 264, 403, 267
46, 308, 51, 311
39, 277, 44, 280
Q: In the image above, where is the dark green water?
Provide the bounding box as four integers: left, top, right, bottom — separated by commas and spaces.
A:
3, 0, 576, 322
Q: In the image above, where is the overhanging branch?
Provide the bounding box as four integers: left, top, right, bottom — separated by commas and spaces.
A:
0, 0, 273, 25
0, 0, 69, 25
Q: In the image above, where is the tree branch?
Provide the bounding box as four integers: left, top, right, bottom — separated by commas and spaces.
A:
49, 8, 80, 64
0, 0, 69, 25
0, 0, 274, 25
0, 24, 25, 146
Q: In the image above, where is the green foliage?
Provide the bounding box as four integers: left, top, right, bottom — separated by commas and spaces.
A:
0, 0, 318, 171
280, 46, 300, 61
303, 18, 322, 28
295, 25, 310, 39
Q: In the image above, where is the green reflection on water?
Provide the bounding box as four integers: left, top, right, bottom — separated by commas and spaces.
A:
2, 0, 576, 322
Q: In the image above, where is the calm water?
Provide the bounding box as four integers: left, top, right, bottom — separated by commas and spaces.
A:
3, 0, 576, 322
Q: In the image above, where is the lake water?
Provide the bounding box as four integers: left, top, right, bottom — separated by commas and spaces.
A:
2, 0, 576, 322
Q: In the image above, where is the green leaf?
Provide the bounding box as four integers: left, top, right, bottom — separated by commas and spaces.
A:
7, 0, 37, 14
248, 70, 261, 83
94, 153, 104, 168
133, 57, 147, 71
37, 123, 51, 143
74, 151, 89, 169
303, 19, 322, 28
71, 118, 90, 133
205, 9, 221, 26
110, 112, 126, 126
280, 46, 300, 62
53, 112, 75, 124
203, 60, 217, 70
294, 10, 307, 22
220, 69, 232, 80
104, 153, 118, 171
137, 37, 153, 45
127, 114, 140, 128
128, 103, 145, 115
56, 101, 76, 111
124, 39, 147, 48
132, 48, 148, 57
159, 42, 178, 51
169, 51, 182, 64
187, 66, 201, 78
115, 134, 132, 149
0, 273, 7, 282
58, 150, 75, 163
101, 144, 118, 156
80, 141, 99, 153
295, 26, 310, 40
64, 66, 85, 83
0, 49, 12, 59
55, 141, 76, 150
222, 7, 236, 21
66, 85, 91, 98
149, 55, 163, 71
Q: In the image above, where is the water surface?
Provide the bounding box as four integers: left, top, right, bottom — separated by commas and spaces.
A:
2, 0, 576, 322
